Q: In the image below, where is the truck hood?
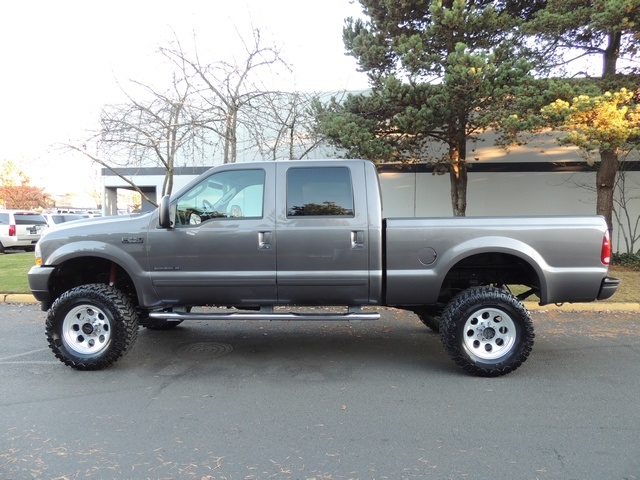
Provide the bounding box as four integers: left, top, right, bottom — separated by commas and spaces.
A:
41, 213, 152, 237
37, 212, 156, 265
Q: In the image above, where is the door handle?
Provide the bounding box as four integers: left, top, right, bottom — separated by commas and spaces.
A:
351, 230, 365, 249
259, 231, 272, 250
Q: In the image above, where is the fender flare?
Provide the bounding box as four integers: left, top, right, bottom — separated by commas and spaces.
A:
435, 236, 550, 303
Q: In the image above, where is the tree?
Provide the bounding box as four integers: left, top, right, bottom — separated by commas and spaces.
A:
160, 28, 289, 164
0, 160, 52, 210
98, 70, 212, 198
524, 0, 640, 77
317, 0, 534, 216
540, 88, 640, 236
67, 64, 213, 205
499, 1, 640, 239
613, 159, 640, 253
249, 91, 326, 161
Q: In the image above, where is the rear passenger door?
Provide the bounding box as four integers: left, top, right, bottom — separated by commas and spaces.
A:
275, 162, 370, 305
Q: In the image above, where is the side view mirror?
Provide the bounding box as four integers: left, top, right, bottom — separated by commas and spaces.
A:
158, 195, 172, 229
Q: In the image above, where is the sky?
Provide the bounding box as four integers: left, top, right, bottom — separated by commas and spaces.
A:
0, 0, 370, 202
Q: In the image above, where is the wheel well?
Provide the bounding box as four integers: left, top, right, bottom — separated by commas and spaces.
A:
438, 252, 540, 304
49, 257, 139, 308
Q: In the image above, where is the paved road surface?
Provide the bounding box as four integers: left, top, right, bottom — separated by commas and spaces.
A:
1, 303, 639, 479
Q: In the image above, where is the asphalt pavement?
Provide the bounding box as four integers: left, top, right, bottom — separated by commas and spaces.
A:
1, 303, 639, 480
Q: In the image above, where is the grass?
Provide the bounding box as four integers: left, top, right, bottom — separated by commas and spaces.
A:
605, 265, 640, 303
1, 250, 638, 303
0, 251, 35, 294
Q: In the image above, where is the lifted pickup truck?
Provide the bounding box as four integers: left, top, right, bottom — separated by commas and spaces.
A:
28, 159, 619, 376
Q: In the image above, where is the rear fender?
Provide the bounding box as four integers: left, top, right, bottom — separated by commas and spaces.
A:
437, 236, 548, 303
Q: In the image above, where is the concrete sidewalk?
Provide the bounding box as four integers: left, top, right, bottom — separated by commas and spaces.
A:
3, 292, 639, 311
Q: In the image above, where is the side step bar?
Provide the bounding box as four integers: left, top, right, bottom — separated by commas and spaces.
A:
148, 307, 380, 322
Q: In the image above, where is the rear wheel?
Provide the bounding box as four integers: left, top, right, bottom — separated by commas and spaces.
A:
46, 284, 139, 370
440, 287, 534, 377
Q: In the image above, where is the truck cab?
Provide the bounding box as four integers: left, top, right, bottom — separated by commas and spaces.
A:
151, 159, 382, 307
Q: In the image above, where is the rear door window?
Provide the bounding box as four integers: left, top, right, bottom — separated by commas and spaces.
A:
286, 167, 354, 217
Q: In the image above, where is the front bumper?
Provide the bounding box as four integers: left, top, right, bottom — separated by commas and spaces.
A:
597, 276, 620, 301
27, 265, 55, 308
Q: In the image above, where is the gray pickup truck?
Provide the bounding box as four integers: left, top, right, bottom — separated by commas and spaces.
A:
28, 159, 619, 376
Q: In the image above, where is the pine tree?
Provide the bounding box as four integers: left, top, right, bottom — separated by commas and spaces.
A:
317, 0, 534, 216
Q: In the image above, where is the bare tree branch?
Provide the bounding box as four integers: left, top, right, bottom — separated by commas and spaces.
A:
64, 144, 158, 207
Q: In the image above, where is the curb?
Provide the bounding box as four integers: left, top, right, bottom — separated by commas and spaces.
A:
524, 301, 640, 312
2, 294, 40, 304
1, 293, 639, 311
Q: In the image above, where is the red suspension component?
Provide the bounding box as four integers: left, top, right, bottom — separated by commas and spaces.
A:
109, 262, 117, 285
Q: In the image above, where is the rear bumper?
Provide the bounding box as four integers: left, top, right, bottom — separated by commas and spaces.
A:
1, 238, 38, 248
597, 276, 620, 301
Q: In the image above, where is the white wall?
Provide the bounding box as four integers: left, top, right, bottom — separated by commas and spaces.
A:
379, 170, 640, 253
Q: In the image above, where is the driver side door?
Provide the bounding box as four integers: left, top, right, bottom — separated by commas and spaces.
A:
147, 165, 276, 307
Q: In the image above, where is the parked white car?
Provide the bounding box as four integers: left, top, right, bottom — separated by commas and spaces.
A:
0, 210, 48, 253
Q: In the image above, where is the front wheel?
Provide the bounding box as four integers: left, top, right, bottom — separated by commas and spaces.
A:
440, 287, 534, 377
45, 284, 139, 370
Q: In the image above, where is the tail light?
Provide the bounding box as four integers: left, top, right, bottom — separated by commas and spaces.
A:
601, 231, 611, 265
9, 224, 16, 237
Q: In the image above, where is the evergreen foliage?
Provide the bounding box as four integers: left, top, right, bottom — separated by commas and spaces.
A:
317, 0, 535, 216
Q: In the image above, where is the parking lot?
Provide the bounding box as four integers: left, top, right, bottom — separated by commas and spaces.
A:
1, 302, 639, 479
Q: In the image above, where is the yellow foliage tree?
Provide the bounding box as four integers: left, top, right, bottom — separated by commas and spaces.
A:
0, 160, 52, 210
541, 88, 640, 238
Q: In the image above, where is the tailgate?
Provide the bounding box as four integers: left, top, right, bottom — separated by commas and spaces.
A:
14, 214, 47, 241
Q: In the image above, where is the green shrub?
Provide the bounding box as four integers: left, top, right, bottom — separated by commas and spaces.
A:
612, 253, 640, 270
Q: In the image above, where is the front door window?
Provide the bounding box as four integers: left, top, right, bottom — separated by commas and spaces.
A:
175, 169, 265, 226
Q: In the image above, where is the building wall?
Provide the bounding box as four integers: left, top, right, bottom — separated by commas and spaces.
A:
379, 169, 640, 253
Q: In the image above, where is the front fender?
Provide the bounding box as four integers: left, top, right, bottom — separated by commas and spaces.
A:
41, 240, 153, 307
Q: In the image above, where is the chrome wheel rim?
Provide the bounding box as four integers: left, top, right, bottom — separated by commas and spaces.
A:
62, 304, 112, 355
462, 307, 517, 362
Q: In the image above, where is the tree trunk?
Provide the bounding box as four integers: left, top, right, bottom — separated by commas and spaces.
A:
165, 167, 174, 197
603, 31, 621, 77
448, 127, 468, 216
223, 113, 233, 164
449, 162, 468, 217
596, 149, 619, 240
230, 108, 238, 163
